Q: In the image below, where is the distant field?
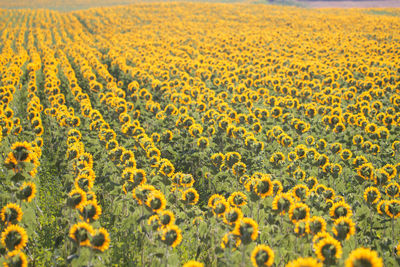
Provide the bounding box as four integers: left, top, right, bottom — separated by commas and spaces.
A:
300, 0, 400, 8
1, 0, 400, 9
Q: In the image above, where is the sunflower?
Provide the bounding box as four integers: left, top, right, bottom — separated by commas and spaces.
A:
223, 207, 243, 226
197, 137, 209, 149
146, 190, 167, 213
4, 250, 28, 267
272, 193, 294, 215
67, 188, 87, 208
251, 244, 274, 266
233, 217, 258, 244
363, 187, 380, 205
74, 174, 94, 192
159, 210, 175, 228
90, 228, 110, 252
272, 180, 283, 195
384, 200, 400, 218
208, 194, 225, 208
308, 216, 327, 235
333, 217, 356, 241
330, 201, 353, 219
345, 248, 383, 267
289, 202, 310, 223
11, 141, 32, 162
161, 224, 182, 248
1, 224, 28, 251
286, 257, 322, 267
0, 203, 23, 225
254, 177, 273, 198
211, 153, 225, 167
183, 260, 204, 267
179, 174, 195, 188
385, 182, 400, 198
69, 222, 94, 247
314, 237, 342, 264
213, 199, 229, 217
182, 188, 199, 205
228, 192, 247, 207
292, 184, 309, 202
132, 184, 156, 205
78, 200, 102, 222
232, 161, 247, 177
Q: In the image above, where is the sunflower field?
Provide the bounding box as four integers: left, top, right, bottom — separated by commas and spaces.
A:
0, 2, 400, 266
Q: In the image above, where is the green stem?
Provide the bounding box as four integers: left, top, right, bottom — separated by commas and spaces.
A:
241, 245, 246, 267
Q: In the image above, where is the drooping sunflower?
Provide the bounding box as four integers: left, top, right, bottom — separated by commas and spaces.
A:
161, 224, 182, 248
251, 244, 274, 266
69, 222, 94, 247
254, 177, 273, 199
90, 228, 110, 252
182, 188, 199, 205
1, 224, 28, 251
329, 201, 353, 219
228, 192, 247, 207
233, 217, 259, 244
314, 237, 342, 264
159, 210, 175, 228
4, 250, 28, 267
289, 202, 310, 223
332, 217, 356, 241
132, 184, 156, 205
208, 194, 225, 209
213, 199, 229, 217
223, 207, 243, 226
67, 188, 87, 208
384, 200, 400, 219
363, 187, 380, 205
78, 200, 102, 222
344, 247, 383, 267
292, 184, 309, 202
0, 203, 23, 225
385, 182, 400, 198
286, 257, 322, 267
308, 216, 327, 235
272, 193, 294, 215
146, 190, 167, 213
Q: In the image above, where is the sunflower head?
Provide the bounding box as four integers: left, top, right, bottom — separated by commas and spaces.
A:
4, 250, 28, 267
67, 188, 87, 208
223, 207, 243, 225
90, 228, 110, 252
0, 203, 23, 225
69, 222, 94, 247
251, 244, 274, 267
344, 247, 383, 267
286, 257, 322, 267
146, 190, 166, 213
228, 192, 247, 207
1, 224, 28, 251
159, 210, 175, 228
182, 188, 199, 205
78, 200, 102, 222
183, 260, 204, 267
315, 237, 342, 264
234, 217, 258, 244
333, 217, 356, 241
161, 224, 182, 248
